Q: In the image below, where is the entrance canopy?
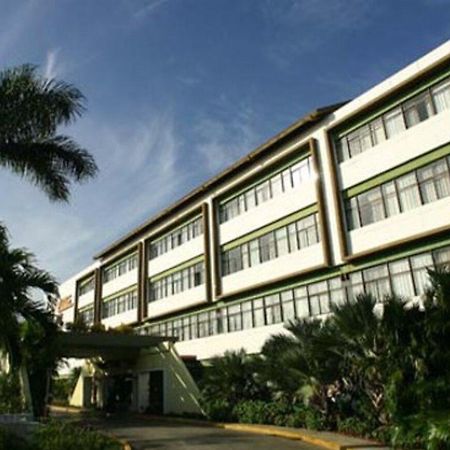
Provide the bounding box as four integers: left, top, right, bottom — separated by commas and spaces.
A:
56, 332, 177, 359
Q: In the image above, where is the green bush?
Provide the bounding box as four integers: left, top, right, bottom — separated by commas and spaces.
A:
33, 421, 121, 450
0, 427, 30, 450
200, 398, 233, 422
0, 373, 25, 413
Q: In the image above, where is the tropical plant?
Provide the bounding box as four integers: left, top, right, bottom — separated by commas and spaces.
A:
0, 224, 59, 414
0, 64, 97, 202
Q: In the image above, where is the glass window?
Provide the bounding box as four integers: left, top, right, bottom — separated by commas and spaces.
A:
275, 228, 289, 257
328, 277, 346, 308
410, 253, 433, 295
297, 214, 319, 247
282, 168, 292, 191
358, 187, 385, 226
403, 92, 434, 128
370, 118, 386, 146
245, 189, 257, 210
363, 265, 390, 299
281, 290, 295, 322
309, 281, 330, 314
336, 137, 350, 162
348, 272, 363, 300
241, 243, 250, 270
256, 180, 271, 205
253, 298, 265, 327
431, 78, 450, 113
417, 159, 450, 204
433, 246, 450, 269
249, 240, 260, 267
227, 247, 243, 274
382, 181, 400, 217
242, 302, 253, 329
271, 173, 284, 196
396, 173, 421, 211
259, 232, 277, 263
348, 124, 372, 157
389, 259, 415, 298
384, 107, 405, 138
287, 223, 298, 252
294, 287, 309, 318
345, 197, 360, 230
265, 294, 282, 325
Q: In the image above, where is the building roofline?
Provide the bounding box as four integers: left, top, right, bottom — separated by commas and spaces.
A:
94, 102, 347, 260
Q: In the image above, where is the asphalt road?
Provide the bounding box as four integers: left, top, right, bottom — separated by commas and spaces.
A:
95, 417, 323, 450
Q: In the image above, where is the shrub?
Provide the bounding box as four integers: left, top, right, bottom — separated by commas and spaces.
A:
0, 427, 30, 450
200, 398, 233, 422
0, 373, 25, 413
33, 421, 121, 450
233, 400, 270, 424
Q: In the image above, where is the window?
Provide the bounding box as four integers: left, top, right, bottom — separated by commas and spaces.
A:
227, 304, 242, 332
103, 253, 138, 283
345, 197, 360, 230
293, 287, 309, 318
410, 253, 433, 294
363, 265, 391, 299
221, 214, 319, 277
389, 260, 415, 297
219, 157, 313, 223
281, 290, 295, 322
417, 159, 450, 203
253, 298, 265, 327
384, 107, 405, 138
348, 272, 364, 300
78, 278, 94, 296
265, 294, 282, 325
397, 173, 421, 211
403, 92, 434, 128
308, 281, 330, 315
242, 303, 253, 329
370, 118, 386, 146
382, 181, 400, 217
149, 261, 205, 302
433, 246, 450, 269
150, 218, 203, 259
328, 277, 346, 308
358, 187, 385, 226
431, 78, 450, 113
348, 125, 372, 157
102, 289, 138, 319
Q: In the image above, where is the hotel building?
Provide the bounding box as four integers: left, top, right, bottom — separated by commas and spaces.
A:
58, 41, 450, 412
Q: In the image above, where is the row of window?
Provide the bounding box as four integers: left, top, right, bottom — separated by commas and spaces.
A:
149, 262, 205, 301
102, 289, 138, 319
221, 213, 320, 276
79, 306, 94, 325
346, 155, 450, 230
103, 253, 138, 283
336, 76, 450, 162
149, 217, 203, 259
219, 156, 313, 224
78, 277, 94, 297
139, 245, 450, 342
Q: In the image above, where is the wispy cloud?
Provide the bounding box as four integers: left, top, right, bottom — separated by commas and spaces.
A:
131, 0, 170, 20
43, 48, 63, 79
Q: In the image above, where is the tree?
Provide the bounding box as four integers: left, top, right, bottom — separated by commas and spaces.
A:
0, 224, 58, 414
0, 64, 97, 202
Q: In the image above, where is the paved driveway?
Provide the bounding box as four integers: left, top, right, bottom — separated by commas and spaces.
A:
95, 417, 323, 450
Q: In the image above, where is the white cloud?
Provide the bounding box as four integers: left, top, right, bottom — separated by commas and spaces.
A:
43, 48, 63, 79
131, 0, 170, 20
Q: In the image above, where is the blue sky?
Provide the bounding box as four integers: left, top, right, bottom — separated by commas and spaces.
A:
1, 0, 450, 283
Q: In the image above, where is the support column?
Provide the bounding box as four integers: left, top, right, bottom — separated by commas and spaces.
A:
210, 198, 222, 298
137, 241, 148, 322
93, 268, 103, 325
202, 203, 213, 302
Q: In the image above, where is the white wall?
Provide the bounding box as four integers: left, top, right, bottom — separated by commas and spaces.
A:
221, 243, 324, 295
102, 308, 138, 328
219, 180, 317, 245
78, 291, 94, 309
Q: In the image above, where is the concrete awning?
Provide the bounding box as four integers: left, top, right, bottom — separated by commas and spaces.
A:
56, 332, 177, 359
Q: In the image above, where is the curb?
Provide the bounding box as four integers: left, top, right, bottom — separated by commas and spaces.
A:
136, 414, 386, 450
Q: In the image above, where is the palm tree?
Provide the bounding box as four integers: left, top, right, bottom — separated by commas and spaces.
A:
0, 224, 58, 369
0, 64, 97, 202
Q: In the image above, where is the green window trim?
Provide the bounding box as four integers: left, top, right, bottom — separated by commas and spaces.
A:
149, 254, 204, 282
221, 204, 318, 251
334, 63, 450, 139
151, 214, 202, 244
219, 150, 312, 205
79, 276, 94, 288
344, 142, 450, 198
102, 284, 138, 302
78, 304, 94, 313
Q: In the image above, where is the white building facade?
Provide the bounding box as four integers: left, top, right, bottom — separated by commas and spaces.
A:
59, 41, 450, 366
